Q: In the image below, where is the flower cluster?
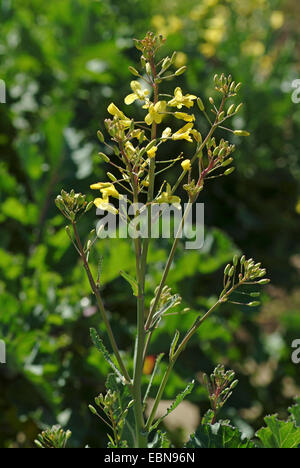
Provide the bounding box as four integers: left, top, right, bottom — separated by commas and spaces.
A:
88, 33, 249, 214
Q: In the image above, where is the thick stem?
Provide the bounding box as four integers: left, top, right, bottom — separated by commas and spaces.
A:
131, 52, 160, 448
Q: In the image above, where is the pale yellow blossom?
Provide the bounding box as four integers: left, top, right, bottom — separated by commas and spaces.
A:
145, 101, 167, 125
168, 87, 197, 109
124, 81, 149, 105
172, 123, 194, 142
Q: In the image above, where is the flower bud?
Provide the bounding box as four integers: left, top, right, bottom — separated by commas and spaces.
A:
175, 66, 187, 76
197, 97, 205, 111
234, 130, 250, 137
98, 152, 110, 162
224, 167, 235, 176
107, 172, 117, 182
128, 66, 139, 76
227, 104, 235, 115
221, 157, 233, 167
97, 130, 104, 142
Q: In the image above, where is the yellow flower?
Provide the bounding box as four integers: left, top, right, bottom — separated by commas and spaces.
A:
131, 129, 147, 141
107, 103, 127, 119
101, 184, 123, 200
156, 183, 181, 207
168, 87, 197, 109
145, 101, 167, 125
147, 146, 158, 158
172, 123, 194, 142
91, 182, 122, 200
270, 11, 284, 29
90, 182, 112, 190
199, 43, 216, 58
107, 102, 131, 128
125, 141, 136, 160
181, 159, 191, 171
94, 196, 118, 215
174, 51, 187, 68
124, 81, 149, 105
161, 127, 172, 141
174, 112, 195, 122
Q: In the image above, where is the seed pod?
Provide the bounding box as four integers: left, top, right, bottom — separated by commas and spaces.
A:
224, 264, 231, 275
233, 255, 239, 266
228, 266, 235, 277
235, 103, 243, 113
248, 301, 261, 307
209, 97, 214, 105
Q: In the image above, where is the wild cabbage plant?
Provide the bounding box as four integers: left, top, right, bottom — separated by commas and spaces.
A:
52, 32, 271, 448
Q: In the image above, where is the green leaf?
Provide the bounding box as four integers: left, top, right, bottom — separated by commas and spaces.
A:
256, 415, 300, 448
90, 328, 123, 382
288, 397, 300, 427
150, 380, 195, 431
143, 353, 164, 405
186, 422, 254, 448
201, 409, 215, 425
148, 430, 171, 448
169, 330, 180, 361
120, 271, 138, 296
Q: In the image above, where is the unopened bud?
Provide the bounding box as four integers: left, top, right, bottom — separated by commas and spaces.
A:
224, 167, 235, 176
97, 130, 104, 143
234, 130, 250, 137
128, 66, 140, 77
197, 97, 205, 111
175, 66, 187, 76
98, 152, 110, 162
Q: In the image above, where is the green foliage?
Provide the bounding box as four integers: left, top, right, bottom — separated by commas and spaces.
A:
186, 422, 254, 448
1, 0, 300, 450
90, 328, 123, 382
256, 414, 300, 449
150, 380, 195, 431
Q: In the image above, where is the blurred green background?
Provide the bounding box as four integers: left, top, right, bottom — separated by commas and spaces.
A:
1, 0, 300, 448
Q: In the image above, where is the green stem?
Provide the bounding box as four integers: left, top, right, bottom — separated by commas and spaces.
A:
146, 281, 240, 430
144, 201, 193, 332
72, 222, 131, 385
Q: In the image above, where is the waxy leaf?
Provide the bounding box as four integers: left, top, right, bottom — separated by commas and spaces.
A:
186, 422, 254, 448
256, 415, 300, 448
